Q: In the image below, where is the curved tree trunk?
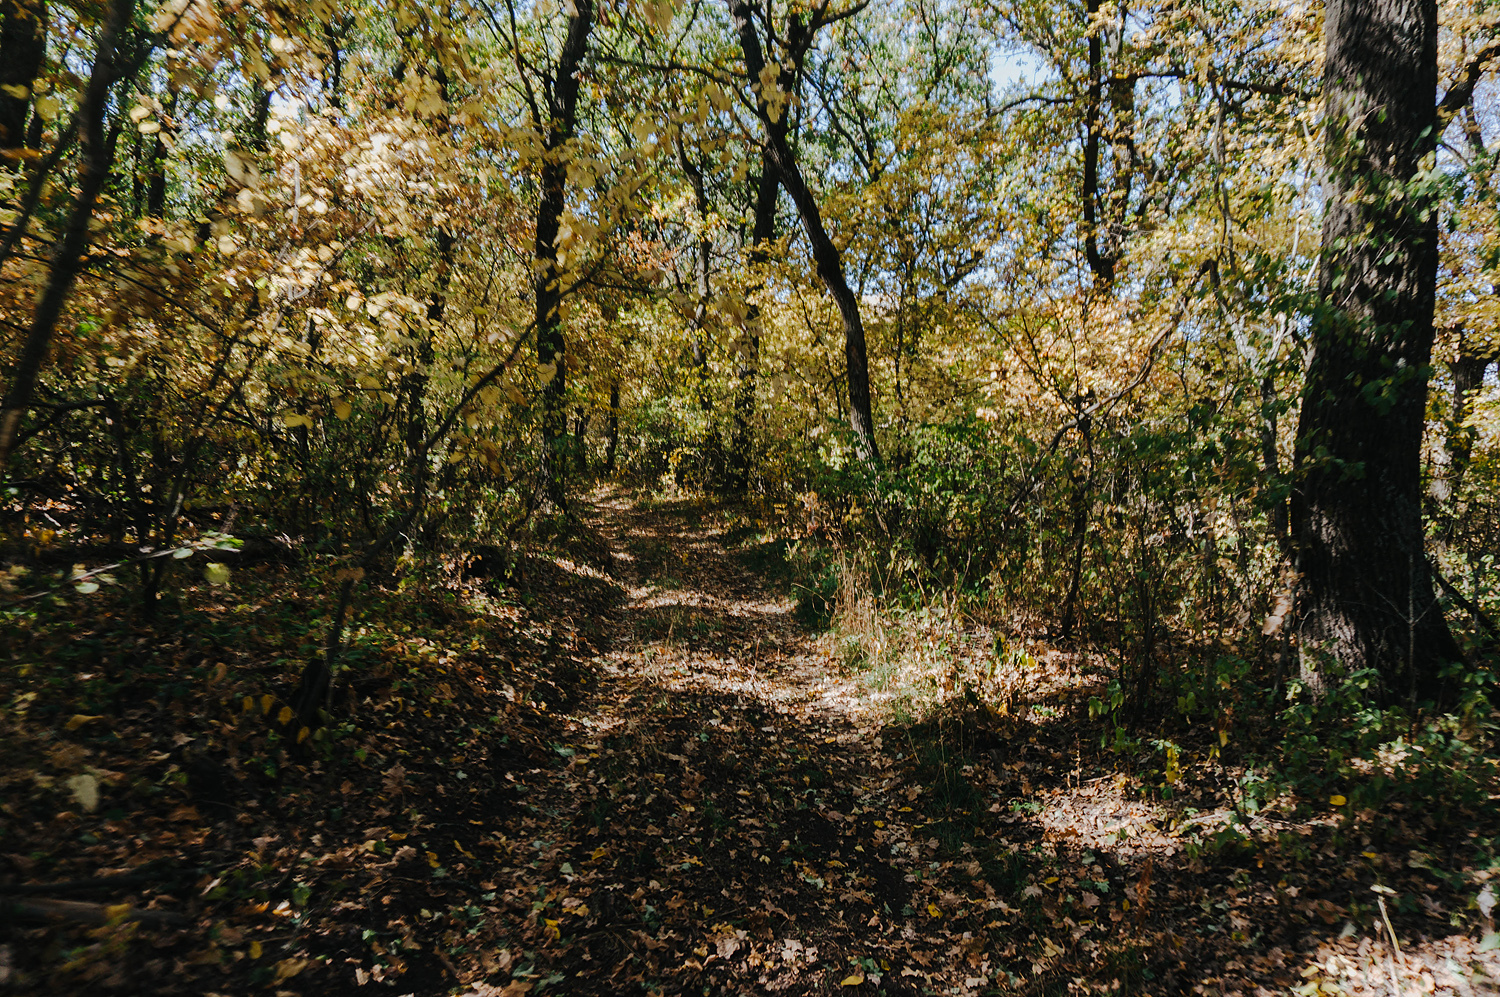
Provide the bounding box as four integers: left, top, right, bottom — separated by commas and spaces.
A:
1291, 0, 1463, 704
726, 0, 880, 470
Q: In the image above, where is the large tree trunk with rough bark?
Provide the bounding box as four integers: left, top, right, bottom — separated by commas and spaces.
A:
533, 0, 593, 513
1291, 0, 1463, 704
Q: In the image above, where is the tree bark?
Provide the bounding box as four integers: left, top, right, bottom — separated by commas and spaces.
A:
678, 139, 713, 409
1428, 340, 1492, 507
727, 0, 880, 469
1291, 0, 1463, 704
0, 0, 45, 153
1080, 0, 1112, 285
1259, 373, 1292, 559
145, 90, 174, 218
0, 0, 135, 470
533, 0, 593, 513
1058, 411, 1094, 639
604, 378, 619, 472
731, 148, 779, 491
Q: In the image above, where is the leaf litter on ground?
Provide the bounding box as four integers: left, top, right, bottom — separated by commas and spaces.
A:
3, 488, 1500, 996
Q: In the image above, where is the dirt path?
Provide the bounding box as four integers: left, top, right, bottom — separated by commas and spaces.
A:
461, 490, 1500, 997
466, 491, 1008, 996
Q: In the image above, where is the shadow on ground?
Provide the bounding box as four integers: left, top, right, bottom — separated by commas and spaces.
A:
450, 489, 1500, 997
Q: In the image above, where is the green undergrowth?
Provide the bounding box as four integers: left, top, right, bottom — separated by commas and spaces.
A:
765, 524, 1500, 874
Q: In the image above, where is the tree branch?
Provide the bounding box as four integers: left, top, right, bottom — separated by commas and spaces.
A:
1437, 39, 1500, 128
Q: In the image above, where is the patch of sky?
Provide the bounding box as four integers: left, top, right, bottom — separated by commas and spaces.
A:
989, 45, 1048, 92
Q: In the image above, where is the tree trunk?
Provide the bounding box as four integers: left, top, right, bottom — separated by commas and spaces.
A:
1429, 341, 1492, 507
1291, 0, 1462, 704
679, 139, 713, 410
1080, 0, 1113, 286
533, 0, 593, 513
1059, 410, 1094, 639
604, 379, 619, 472
404, 227, 452, 476
145, 90, 175, 218
572, 405, 590, 472
731, 147, 779, 491
726, 0, 880, 469
1259, 373, 1292, 559
0, 0, 45, 153
0, 0, 134, 469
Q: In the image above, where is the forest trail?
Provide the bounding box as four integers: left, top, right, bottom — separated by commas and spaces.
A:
480, 488, 950, 994
465, 490, 1500, 997
4, 490, 1494, 997
476, 489, 1178, 995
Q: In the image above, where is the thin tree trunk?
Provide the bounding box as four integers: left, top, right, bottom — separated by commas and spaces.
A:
1429, 343, 1492, 507
678, 139, 713, 410
405, 227, 453, 467
1291, 0, 1463, 704
0, 0, 45, 153
572, 405, 590, 472
324, 14, 345, 111
1106, 3, 1134, 251
145, 90, 174, 218
1059, 414, 1094, 639
1080, 0, 1113, 286
731, 148, 779, 491
727, 0, 880, 469
248, 87, 271, 151
0, 0, 135, 469
533, 0, 593, 513
1259, 373, 1291, 559
604, 378, 619, 472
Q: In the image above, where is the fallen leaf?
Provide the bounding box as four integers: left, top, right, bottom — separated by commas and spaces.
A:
66, 773, 99, 812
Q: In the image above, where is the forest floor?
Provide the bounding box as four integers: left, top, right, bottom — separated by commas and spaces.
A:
4, 487, 1500, 996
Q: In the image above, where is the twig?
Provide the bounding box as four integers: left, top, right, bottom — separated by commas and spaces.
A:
0, 896, 188, 927
0, 541, 228, 608
1377, 894, 1404, 997
1431, 562, 1499, 653
0, 862, 206, 896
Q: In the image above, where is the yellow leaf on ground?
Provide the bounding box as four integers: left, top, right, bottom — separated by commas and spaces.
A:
1330, 795, 1347, 807
249, 940, 262, 959
841, 972, 865, 985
